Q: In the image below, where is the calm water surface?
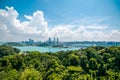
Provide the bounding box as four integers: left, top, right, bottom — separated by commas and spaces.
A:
13, 46, 82, 53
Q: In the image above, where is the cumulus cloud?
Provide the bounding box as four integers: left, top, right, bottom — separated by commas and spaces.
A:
48, 25, 120, 41
0, 6, 48, 41
0, 6, 120, 42
85, 25, 108, 29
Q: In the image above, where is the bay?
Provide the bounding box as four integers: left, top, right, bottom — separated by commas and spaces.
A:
13, 46, 81, 53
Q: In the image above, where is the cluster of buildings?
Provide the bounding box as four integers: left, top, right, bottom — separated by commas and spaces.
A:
5, 38, 120, 47
21, 37, 62, 47
21, 39, 34, 45
47, 37, 59, 46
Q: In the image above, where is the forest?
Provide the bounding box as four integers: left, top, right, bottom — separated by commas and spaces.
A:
0, 45, 120, 80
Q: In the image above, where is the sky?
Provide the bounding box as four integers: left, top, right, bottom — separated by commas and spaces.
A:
0, 0, 120, 42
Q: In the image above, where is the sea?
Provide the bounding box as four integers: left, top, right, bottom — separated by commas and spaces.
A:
13, 46, 81, 53
2, 41, 118, 53
0, 42, 85, 53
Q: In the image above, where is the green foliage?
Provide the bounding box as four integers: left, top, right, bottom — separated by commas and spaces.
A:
80, 55, 88, 72
0, 45, 20, 58
98, 62, 107, 76
46, 72, 62, 80
0, 46, 120, 80
13, 48, 20, 53
0, 69, 18, 80
67, 66, 83, 72
86, 47, 97, 59
89, 58, 98, 70
20, 68, 42, 80
69, 54, 80, 66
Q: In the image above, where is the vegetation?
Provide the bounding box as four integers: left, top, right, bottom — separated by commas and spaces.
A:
0, 45, 120, 80
0, 45, 20, 57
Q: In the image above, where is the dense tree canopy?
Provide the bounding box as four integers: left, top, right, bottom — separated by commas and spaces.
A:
0, 45, 120, 80
0, 45, 20, 58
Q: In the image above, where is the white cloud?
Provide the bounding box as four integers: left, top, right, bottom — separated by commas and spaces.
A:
48, 25, 120, 41
22, 10, 48, 36
0, 6, 49, 41
85, 25, 108, 29
0, 6, 120, 42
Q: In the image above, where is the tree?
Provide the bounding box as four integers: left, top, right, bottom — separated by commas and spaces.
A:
103, 53, 111, 63
5, 69, 19, 80
67, 66, 83, 80
89, 58, 98, 70
20, 68, 42, 80
0, 45, 15, 57
86, 48, 96, 60
69, 54, 80, 66
13, 48, 20, 53
0, 68, 18, 80
98, 62, 107, 76
113, 49, 120, 70
80, 55, 88, 72
0, 45, 20, 58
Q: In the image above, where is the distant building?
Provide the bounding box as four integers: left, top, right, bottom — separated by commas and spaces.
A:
29, 39, 34, 45
57, 38, 59, 44
54, 37, 56, 44
47, 37, 60, 46
21, 39, 34, 45
48, 37, 51, 44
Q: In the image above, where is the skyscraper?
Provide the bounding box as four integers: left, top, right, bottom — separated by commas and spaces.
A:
54, 37, 56, 44
48, 37, 51, 44
57, 38, 59, 44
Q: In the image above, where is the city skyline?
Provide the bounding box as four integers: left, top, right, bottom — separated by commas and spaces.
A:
0, 0, 120, 42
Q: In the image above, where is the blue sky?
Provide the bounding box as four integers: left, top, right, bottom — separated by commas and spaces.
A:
0, 0, 120, 41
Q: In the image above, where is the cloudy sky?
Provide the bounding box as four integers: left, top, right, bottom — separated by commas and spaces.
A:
0, 0, 120, 42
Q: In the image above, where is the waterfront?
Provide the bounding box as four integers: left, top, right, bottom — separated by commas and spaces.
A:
13, 46, 81, 53
1, 41, 120, 53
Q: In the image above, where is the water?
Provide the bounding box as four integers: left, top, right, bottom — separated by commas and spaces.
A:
13, 46, 81, 53
0, 42, 5, 45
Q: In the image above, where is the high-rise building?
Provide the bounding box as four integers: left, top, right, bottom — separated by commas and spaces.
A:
48, 37, 51, 44
28, 39, 34, 45
47, 37, 60, 46
57, 38, 59, 44
54, 37, 56, 44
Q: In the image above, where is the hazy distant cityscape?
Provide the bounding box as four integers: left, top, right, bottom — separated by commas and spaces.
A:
1, 37, 120, 48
